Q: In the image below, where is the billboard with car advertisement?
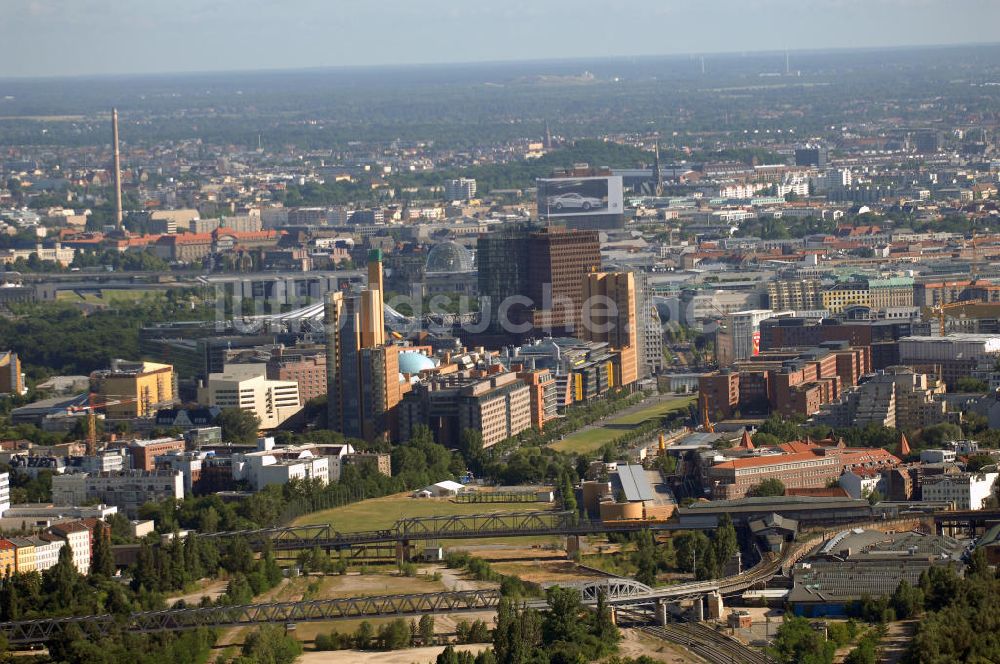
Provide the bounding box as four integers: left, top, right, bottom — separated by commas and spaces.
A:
537, 176, 624, 218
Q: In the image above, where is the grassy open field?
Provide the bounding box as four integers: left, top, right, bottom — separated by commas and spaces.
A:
56, 288, 165, 303
292, 492, 555, 531
550, 395, 696, 454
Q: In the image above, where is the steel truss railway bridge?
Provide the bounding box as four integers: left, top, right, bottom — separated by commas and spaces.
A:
201, 510, 687, 560
0, 541, 786, 645
6, 513, 918, 645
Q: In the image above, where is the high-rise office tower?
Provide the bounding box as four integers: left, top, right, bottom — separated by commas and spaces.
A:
477, 227, 600, 336
477, 230, 531, 333
581, 271, 639, 389
326, 250, 399, 441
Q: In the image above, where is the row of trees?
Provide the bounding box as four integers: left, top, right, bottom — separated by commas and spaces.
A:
627, 516, 739, 586
0, 520, 265, 663
314, 615, 441, 651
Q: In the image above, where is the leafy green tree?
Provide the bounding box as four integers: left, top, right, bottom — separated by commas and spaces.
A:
955, 377, 988, 393
216, 408, 261, 445
437, 646, 461, 664
713, 514, 739, 569
377, 618, 412, 650
91, 521, 116, 578
674, 531, 717, 578
966, 454, 996, 472
769, 616, 835, 664
418, 614, 435, 645
494, 597, 542, 664
844, 640, 877, 664
542, 586, 588, 646
561, 472, 577, 514
632, 530, 660, 586
891, 579, 923, 620
43, 545, 81, 612
919, 423, 963, 448
354, 621, 374, 649
237, 624, 302, 664
459, 428, 484, 471
751, 478, 786, 497
594, 589, 620, 646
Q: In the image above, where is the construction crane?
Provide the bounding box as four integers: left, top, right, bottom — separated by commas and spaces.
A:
932, 299, 983, 337
70, 393, 139, 455
699, 393, 715, 433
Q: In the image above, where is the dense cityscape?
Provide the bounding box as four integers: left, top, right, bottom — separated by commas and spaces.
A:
4, 8, 1000, 664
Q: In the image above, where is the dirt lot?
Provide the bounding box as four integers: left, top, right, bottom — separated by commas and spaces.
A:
293, 628, 700, 663
491, 559, 609, 585
297, 644, 490, 664
316, 570, 449, 597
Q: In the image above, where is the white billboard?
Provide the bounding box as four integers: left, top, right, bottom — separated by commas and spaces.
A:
537, 176, 624, 218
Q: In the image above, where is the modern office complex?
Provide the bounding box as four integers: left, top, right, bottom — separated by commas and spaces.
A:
92, 360, 177, 419
326, 250, 403, 442
197, 364, 301, 429
477, 226, 601, 336
581, 271, 640, 389
398, 367, 532, 449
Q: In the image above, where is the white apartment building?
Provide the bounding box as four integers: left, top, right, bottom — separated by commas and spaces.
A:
922, 472, 998, 511
52, 470, 184, 517
30, 536, 65, 572
444, 178, 477, 202
0, 472, 10, 515
49, 522, 91, 574
920, 449, 958, 464
197, 364, 301, 429
233, 449, 329, 491
839, 469, 884, 500
231, 438, 330, 490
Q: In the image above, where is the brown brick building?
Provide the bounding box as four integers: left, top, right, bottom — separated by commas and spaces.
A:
128, 438, 186, 472
699, 342, 870, 420
266, 348, 327, 404
706, 440, 899, 500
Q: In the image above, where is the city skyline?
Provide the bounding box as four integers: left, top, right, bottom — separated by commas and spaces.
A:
2, 0, 1000, 78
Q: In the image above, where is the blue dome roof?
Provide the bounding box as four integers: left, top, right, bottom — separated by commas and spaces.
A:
398, 351, 436, 374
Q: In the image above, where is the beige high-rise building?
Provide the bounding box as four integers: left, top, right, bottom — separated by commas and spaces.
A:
582, 271, 639, 389
197, 364, 300, 430
326, 250, 400, 442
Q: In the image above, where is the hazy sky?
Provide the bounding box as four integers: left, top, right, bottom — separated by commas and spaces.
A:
3, 0, 1000, 78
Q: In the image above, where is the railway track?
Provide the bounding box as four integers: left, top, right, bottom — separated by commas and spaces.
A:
643, 624, 773, 664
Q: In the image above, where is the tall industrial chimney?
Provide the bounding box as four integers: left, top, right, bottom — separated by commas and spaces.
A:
112, 108, 123, 230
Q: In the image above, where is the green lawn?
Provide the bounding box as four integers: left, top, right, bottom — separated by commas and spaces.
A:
611, 395, 696, 425
550, 395, 696, 454
57, 288, 164, 303
292, 492, 555, 531
550, 428, 620, 454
